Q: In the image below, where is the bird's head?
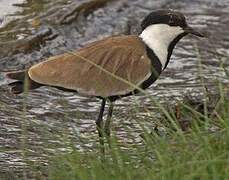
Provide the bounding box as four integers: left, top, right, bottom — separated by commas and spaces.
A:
139, 10, 204, 69
140, 9, 204, 39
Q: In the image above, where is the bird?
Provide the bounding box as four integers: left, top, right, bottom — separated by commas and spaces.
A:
6, 9, 204, 151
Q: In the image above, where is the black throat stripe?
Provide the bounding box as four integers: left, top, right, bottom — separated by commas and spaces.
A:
140, 46, 162, 90
164, 33, 187, 70
140, 31, 186, 89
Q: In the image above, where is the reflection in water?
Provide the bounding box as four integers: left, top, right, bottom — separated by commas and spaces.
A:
0, 0, 229, 177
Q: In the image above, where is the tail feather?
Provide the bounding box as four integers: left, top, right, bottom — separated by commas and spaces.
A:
6, 70, 42, 94
6, 71, 26, 81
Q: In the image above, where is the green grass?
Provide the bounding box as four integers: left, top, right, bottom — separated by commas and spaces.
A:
2, 48, 228, 179
47, 84, 229, 180
45, 49, 229, 180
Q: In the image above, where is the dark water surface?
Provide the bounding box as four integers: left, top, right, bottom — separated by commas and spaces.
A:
0, 0, 229, 178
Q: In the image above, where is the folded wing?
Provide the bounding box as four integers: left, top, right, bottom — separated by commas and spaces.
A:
28, 35, 151, 97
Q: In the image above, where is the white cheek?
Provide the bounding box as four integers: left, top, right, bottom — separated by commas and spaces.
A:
139, 24, 184, 69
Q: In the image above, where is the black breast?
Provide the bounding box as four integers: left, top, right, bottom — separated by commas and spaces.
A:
140, 46, 162, 90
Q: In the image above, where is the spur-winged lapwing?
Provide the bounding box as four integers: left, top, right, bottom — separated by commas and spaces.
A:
6, 10, 204, 149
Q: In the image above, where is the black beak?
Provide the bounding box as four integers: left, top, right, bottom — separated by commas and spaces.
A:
184, 26, 205, 38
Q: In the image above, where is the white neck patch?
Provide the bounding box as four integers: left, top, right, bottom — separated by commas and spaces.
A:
139, 24, 184, 70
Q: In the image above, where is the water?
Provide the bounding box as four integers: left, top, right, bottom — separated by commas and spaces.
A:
0, 0, 25, 28
0, 0, 229, 177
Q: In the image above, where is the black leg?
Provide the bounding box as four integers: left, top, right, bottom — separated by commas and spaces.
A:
96, 99, 106, 154
104, 102, 114, 138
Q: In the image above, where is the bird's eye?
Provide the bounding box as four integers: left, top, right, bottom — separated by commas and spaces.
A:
169, 18, 175, 26
168, 14, 177, 26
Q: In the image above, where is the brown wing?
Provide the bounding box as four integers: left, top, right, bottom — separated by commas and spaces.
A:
28, 35, 151, 97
